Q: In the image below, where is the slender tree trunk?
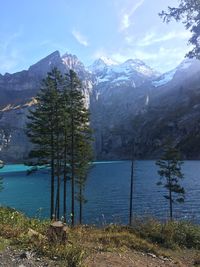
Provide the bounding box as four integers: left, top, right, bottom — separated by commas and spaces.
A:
51, 158, 55, 220
129, 141, 135, 226
63, 129, 67, 223
54, 167, 60, 220
56, 134, 61, 220
129, 158, 134, 226
55, 102, 61, 221
168, 162, 173, 221
71, 117, 75, 226
56, 174, 60, 220
169, 178, 173, 221
54, 176, 58, 220
79, 186, 82, 225
50, 125, 55, 220
70, 73, 75, 227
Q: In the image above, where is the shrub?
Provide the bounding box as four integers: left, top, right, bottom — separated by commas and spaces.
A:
133, 218, 200, 249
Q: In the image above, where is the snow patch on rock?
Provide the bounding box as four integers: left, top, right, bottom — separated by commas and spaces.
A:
152, 69, 177, 87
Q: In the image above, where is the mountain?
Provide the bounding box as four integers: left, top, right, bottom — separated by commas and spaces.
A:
89, 57, 159, 88
1, 51, 200, 162
152, 58, 200, 89
90, 57, 200, 159
88, 58, 158, 159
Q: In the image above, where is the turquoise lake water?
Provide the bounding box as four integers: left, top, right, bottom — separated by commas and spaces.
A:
0, 161, 200, 224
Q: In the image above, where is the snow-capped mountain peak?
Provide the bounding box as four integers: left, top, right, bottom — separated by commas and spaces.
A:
89, 57, 159, 80
88, 57, 159, 87
123, 58, 145, 66
88, 57, 119, 73
61, 52, 85, 69
152, 58, 200, 88
152, 69, 177, 87
121, 59, 159, 77
99, 56, 119, 66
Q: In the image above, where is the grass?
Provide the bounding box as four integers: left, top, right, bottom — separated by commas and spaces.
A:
132, 218, 200, 249
0, 207, 200, 266
0, 237, 10, 251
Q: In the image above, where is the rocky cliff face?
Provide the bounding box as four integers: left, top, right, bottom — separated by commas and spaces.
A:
0, 51, 93, 162
90, 57, 200, 159
0, 101, 35, 162
0, 51, 200, 162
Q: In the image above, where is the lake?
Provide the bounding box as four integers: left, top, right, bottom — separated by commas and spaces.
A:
0, 161, 200, 224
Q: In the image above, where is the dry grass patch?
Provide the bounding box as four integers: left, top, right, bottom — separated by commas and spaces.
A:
0, 207, 200, 266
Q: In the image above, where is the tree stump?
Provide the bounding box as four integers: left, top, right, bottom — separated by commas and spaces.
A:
47, 221, 68, 244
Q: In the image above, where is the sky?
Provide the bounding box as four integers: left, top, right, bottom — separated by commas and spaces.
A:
0, 0, 193, 74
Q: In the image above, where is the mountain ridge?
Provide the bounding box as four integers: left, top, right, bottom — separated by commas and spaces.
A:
1, 51, 200, 162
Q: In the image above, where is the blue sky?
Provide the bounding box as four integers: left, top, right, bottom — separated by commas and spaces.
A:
0, 0, 192, 74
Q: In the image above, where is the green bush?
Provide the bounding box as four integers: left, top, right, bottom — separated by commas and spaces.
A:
133, 218, 200, 249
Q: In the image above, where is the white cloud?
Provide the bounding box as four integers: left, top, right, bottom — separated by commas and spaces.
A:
120, 0, 144, 31
0, 29, 23, 74
125, 35, 135, 44
137, 46, 192, 71
72, 30, 89, 47
110, 53, 128, 63
138, 31, 192, 47
92, 48, 115, 61
109, 44, 192, 73
122, 14, 130, 30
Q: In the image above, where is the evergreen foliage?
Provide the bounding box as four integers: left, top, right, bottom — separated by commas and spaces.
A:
156, 145, 185, 220
160, 0, 200, 58
26, 68, 93, 225
66, 70, 93, 226
27, 68, 64, 220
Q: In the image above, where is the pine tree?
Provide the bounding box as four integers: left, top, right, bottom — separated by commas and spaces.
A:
27, 68, 93, 224
75, 136, 93, 224
66, 70, 93, 226
156, 146, 185, 220
160, 0, 200, 58
61, 84, 70, 223
26, 68, 64, 220
129, 138, 139, 226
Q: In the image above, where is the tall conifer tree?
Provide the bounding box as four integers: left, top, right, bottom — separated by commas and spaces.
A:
66, 70, 93, 226
27, 68, 93, 224
27, 68, 64, 220
156, 145, 185, 220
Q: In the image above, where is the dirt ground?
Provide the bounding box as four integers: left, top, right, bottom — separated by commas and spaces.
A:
0, 247, 198, 267
85, 251, 193, 267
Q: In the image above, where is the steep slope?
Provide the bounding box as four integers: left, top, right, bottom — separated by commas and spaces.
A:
89, 58, 159, 159
0, 51, 93, 108
1, 52, 200, 162
90, 57, 200, 159
0, 51, 61, 108
131, 85, 200, 159
0, 51, 93, 162
0, 101, 34, 162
